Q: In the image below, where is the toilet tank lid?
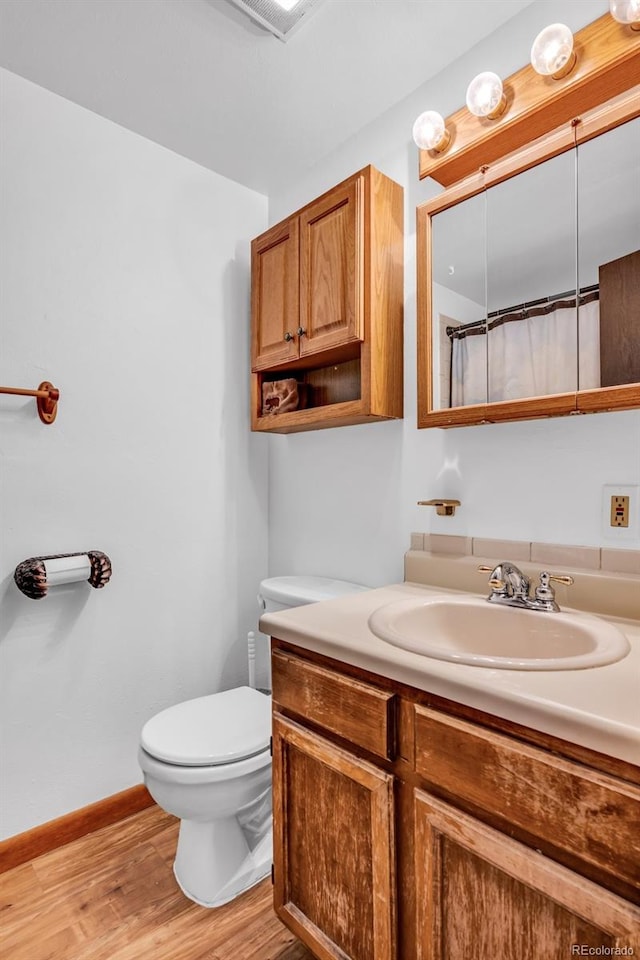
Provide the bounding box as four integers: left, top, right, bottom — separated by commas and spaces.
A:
259, 575, 370, 607
140, 687, 271, 766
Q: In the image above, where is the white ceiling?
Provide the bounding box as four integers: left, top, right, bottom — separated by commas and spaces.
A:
0, 0, 535, 196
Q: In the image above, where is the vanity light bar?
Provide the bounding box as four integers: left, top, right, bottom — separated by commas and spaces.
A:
414, 11, 640, 186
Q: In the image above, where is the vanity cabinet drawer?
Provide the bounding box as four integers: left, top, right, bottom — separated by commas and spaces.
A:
414, 705, 640, 900
272, 649, 396, 761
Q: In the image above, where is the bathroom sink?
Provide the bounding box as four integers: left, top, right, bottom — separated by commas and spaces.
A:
367, 595, 631, 670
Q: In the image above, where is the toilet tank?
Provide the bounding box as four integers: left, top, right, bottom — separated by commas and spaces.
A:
256, 576, 369, 695
258, 575, 369, 615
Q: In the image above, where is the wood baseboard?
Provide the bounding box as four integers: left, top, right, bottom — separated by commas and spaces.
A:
0, 784, 154, 874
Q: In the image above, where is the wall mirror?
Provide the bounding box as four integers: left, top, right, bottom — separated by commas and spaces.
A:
418, 89, 640, 428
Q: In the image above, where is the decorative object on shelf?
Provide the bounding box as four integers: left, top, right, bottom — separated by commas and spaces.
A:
530, 23, 576, 78
414, 12, 640, 186
465, 72, 506, 119
418, 499, 461, 517
261, 379, 307, 416
14, 551, 112, 600
0, 381, 59, 424
412, 111, 451, 153
610, 0, 640, 29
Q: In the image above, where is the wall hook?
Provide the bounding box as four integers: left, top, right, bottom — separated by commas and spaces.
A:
418, 499, 461, 517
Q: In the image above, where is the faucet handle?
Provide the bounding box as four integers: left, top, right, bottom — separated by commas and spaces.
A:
478, 566, 504, 586
534, 571, 574, 609
478, 566, 507, 593
546, 573, 574, 586
538, 571, 574, 591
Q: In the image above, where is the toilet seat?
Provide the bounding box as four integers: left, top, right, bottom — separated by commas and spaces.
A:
141, 687, 271, 766
138, 742, 271, 786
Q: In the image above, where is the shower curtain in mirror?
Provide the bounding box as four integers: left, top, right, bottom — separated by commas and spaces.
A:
450, 297, 600, 406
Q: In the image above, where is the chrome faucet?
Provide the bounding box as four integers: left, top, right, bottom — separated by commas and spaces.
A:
478, 562, 574, 613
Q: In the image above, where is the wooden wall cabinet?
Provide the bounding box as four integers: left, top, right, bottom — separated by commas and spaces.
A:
251, 166, 403, 433
271, 642, 640, 960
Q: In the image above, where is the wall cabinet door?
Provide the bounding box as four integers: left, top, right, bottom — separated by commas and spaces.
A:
272, 713, 396, 960
414, 789, 640, 960
251, 218, 300, 371
299, 175, 364, 358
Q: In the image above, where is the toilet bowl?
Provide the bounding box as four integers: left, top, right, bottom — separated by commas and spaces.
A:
139, 575, 369, 908
139, 686, 272, 908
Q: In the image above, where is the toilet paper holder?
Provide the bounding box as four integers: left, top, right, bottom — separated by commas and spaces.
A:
14, 551, 112, 600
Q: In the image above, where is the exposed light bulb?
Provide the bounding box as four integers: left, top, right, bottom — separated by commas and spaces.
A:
531, 23, 576, 79
609, 0, 640, 28
412, 111, 451, 153
466, 72, 506, 119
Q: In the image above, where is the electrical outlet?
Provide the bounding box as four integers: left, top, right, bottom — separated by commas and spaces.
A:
602, 485, 639, 540
610, 495, 629, 527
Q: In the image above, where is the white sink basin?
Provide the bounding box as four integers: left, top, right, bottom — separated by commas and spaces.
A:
367, 595, 631, 670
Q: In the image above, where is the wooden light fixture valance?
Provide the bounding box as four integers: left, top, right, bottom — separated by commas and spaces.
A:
418, 13, 640, 186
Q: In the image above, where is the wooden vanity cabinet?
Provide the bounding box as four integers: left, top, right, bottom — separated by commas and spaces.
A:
271, 641, 640, 960
251, 166, 403, 433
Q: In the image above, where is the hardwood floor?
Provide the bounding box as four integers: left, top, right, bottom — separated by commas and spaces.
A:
0, 805, 315, 960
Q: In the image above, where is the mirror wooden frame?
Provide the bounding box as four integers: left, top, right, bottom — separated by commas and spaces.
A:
417, 87, 640, 429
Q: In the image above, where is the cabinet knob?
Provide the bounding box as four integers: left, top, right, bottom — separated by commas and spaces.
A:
284, 332, 295, 342
297, 327, 307, 337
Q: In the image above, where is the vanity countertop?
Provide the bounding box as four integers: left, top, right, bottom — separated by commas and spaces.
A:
260, 581, 640, 766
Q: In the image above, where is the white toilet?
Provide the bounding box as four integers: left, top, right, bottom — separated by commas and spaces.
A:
138, 575, 368, 908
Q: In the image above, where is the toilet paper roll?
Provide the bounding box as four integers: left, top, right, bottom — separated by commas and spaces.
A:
43, 554, 91, 587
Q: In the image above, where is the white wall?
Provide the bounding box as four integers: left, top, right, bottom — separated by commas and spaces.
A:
267, 0, 640, 588
2, 0, 638, 840
0, 69, 269, 838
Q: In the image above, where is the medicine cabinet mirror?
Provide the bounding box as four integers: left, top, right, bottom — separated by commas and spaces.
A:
417, 89, 640, 428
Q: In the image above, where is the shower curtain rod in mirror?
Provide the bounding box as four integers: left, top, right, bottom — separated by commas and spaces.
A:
446, 285, 600, 340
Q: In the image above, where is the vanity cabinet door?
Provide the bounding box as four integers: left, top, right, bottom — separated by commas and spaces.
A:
414, 790, 640, 960
299, 176, 364, 358
272, 713, 396, 960
251, 217, 300, 371
413, 705, 640, 901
